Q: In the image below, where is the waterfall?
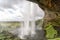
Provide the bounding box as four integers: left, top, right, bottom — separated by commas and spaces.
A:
0, 0, 45, 39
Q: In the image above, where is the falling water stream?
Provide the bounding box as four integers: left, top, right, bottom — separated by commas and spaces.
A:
0, 0, 45, 40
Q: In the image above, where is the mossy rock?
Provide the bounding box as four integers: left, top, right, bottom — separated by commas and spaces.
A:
45, 23, 57, 38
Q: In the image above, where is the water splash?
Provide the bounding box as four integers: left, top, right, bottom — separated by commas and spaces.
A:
0, 0, 45, 39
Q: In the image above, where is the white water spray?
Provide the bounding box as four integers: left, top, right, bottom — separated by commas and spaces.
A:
0, 0, 45, 39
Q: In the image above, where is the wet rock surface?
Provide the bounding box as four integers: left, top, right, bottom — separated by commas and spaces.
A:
22, 30, 45, 40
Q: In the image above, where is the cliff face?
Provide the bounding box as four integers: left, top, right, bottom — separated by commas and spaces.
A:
28, 0, 60, 27
37, 0, 60, 12
33, 0, 60, 26
29, 0, 60, 11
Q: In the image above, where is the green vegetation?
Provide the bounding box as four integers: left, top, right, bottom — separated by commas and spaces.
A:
45, 21, 60, 40
0, 22, 21, 40
48, 38, 60, 40
0, 22, 20, 32
45, 23, 57, 39
49, 18, 60, 26
0, 31, 21, 40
